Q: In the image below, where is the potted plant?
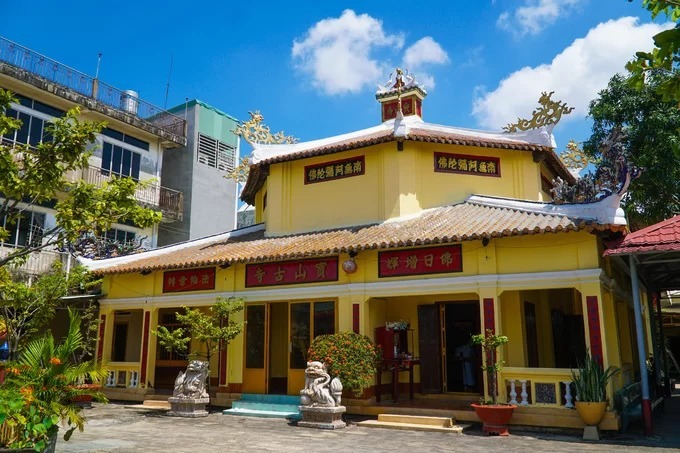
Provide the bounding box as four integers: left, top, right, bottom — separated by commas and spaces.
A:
307, 331, 382, 398
1, 309, 108, 451
571, 351, 619, 427
470, 329, 516, 436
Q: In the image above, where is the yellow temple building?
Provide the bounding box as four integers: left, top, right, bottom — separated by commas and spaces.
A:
84, 70, 655, 430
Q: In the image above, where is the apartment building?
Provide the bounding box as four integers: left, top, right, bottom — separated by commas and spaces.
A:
158, 99, 240, 246
0, 35, 187, 276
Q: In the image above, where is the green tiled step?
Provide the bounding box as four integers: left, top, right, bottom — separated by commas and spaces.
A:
223, 394, 301, 420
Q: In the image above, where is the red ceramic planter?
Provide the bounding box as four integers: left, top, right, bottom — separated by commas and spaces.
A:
471, 403, 517, 436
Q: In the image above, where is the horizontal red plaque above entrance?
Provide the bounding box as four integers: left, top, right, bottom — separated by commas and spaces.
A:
378, 245, 462, 278
163, 267, 216, 293
245, 257, 339, 287
434, 151, 501, 177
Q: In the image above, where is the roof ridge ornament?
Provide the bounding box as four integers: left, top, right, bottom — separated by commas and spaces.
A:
503, 91, 574, 133
551, 127, 642, 205
233, 111, 298, 145
560, 139, 597, 173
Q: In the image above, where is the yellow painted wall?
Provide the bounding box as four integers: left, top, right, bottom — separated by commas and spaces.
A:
257, 140, 547, 236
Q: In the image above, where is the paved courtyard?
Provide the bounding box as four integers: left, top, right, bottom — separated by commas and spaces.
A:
57, 395, 680, 453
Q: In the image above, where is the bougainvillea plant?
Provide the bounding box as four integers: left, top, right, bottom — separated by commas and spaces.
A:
307, 331, 382, 396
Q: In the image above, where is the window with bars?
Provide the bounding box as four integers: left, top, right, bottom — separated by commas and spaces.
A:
197, 133, 235, 172
0, 210, 46, 248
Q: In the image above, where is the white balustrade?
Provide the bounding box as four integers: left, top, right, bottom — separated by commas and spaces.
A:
508, 379, 518, 405
519, 380, 529, 406
129, 371, 139, 388
563, 381, 574, 408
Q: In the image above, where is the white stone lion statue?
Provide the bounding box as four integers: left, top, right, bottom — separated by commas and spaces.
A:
299, 361, 343, 407
173, 360, 209, 399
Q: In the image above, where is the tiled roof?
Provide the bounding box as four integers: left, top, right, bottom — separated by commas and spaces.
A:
604, 215, 680, 256
86, 198, 624, 276
240, 117, 572, 204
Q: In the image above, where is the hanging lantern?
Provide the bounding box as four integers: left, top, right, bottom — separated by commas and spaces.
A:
342, 258, 358, 274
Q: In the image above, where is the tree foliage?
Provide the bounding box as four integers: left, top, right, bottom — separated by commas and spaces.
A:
0, 88, 161, 266
584, 72, 680, 227
153, 297, 246, 393
627, 0, 680, 102
0, 263, 98, 361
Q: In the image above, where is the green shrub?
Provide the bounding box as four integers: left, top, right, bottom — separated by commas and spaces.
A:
571, 351, 619, 403
307, 331, 382, 395
0, 386, 57, 452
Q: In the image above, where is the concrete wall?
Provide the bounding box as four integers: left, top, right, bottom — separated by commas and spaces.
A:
158, 104, 198, 246
158, 101, 239, 245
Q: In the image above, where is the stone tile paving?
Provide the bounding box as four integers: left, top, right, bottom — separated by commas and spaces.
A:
57, 396, 680, 453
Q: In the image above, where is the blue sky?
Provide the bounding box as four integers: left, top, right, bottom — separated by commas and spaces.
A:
2, 1, 669, 155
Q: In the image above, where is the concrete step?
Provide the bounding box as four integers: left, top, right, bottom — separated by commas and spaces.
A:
358, 419, 469, 433
222, 394, 302, 420
378, 414, 456, 427
238, 394, 300, 405
230, 401, 299, 412
223, 407, 301, 420
124, 400, 171, 411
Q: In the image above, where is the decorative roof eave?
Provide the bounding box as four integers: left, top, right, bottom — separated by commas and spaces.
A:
85, 199, 626, 276
89, 222, 624, 276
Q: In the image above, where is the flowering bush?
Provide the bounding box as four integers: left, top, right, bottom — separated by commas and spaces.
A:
1, 309, 107, 450
307, 331, 382, 395
0, 386, 58, 451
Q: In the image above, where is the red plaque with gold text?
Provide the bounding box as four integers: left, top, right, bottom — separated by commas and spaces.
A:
434, 152, 500, 177
163, 267, 216, 293
304, 156, 365, 184
378, 245, 462, 278
246, 257, 339, 287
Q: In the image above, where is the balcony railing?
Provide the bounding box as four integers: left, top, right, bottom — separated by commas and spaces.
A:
65, 166, 184, 221
0, 36, 186, 138
0, 247, 65, 276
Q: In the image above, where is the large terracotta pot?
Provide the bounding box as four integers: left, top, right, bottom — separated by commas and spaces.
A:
471, 403, 517, 436
575, 401, 607, 426
71, 384, 102, 407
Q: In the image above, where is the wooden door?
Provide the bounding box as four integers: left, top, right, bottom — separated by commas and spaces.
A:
242, 304, 269, 394
418, 304, 442, 393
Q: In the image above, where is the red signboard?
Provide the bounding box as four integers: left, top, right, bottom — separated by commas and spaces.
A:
163, 267, 216, 293
304, 156, 365, 184
434, 152, 501, 177
378, 245, 462, 278
246, 257, 338, 287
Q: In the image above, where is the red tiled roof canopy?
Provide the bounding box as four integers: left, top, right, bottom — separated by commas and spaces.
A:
604, 215, 680, 256
89, 201, 624, 276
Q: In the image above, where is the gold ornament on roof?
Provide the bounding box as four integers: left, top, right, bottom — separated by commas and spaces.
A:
503, 91, 574, 133
560, 140, 596, 171
233, 110, 298, 145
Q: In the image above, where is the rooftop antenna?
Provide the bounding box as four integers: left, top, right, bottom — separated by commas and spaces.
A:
94, 52, 103, 79
164, 53, 174, 109
92, 52, 102, 98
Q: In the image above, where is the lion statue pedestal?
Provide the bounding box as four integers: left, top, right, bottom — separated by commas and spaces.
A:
167, 360, 210, 418
297, 361, 346, 430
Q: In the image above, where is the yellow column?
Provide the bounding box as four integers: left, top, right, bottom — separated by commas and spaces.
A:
227, 307, 245, 390
98, 306, 114, 365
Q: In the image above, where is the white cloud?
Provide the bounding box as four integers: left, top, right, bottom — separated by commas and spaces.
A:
401, 37, 449, 90
472, 17, 671, 130
497, 0, 583, 37
403, 37, 449, 68
292, 11, 449, 95
291, 10, 404, 95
